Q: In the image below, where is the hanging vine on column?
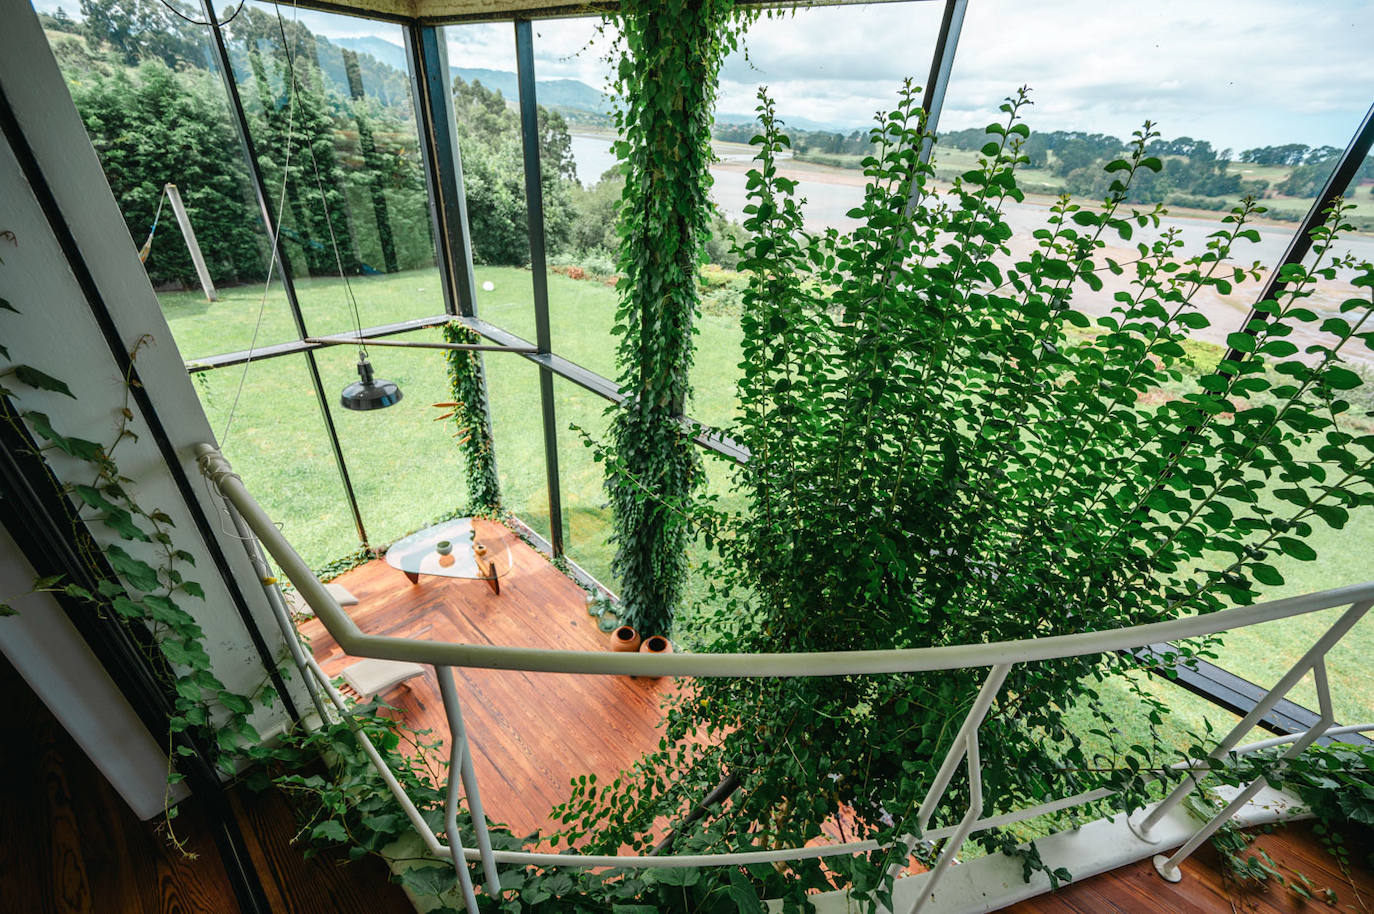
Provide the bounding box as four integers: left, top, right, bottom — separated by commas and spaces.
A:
441, 321, 501, 515
603, 0, 748, 638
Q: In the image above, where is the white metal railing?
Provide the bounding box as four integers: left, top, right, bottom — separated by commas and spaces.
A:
195, 443, 1374, 914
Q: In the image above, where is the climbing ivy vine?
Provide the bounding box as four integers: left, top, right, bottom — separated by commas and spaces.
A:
602, 0, 750, 638
441, 321, 501, 514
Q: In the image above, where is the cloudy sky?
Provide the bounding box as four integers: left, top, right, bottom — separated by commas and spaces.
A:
39, 0, 1374, 150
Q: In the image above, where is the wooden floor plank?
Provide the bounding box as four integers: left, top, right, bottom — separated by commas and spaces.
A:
1006, 821, 1374, 914
302, 521, 675, 839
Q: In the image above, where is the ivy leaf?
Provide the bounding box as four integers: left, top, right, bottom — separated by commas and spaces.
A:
105, 544, 160, 592
398, 865, 458, 897
13, 365, 76, 398
181, 581, 206, 600
0, 603, 15, 617
727, 869, 764, 913
219, 691, 252, 714
311, 820, 348, 843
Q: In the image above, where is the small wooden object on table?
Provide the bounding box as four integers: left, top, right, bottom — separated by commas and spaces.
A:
383, 517, 508, 595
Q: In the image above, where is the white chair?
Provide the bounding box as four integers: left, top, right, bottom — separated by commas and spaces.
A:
284, 581, 358, 619
338, 657, 426, 701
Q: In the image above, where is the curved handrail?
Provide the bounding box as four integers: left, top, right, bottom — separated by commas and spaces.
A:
198, 441, 1373, 914
197, 442, 1374, 678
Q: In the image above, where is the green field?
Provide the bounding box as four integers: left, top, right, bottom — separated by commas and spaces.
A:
164, 265, 1374, 739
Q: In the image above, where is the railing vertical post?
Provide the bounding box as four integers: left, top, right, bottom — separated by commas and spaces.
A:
440, 727, 482, 914
216, 491, 330, 722
1153, 658, 1338, 882
1138, 599, 1371, 839
438, 666, 502, 896
886, 662, 1011, 893
907, 732, 982, 914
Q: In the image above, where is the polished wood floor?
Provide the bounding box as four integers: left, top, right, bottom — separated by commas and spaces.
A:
301, 519, 674, 838
0, 653, 413, 914
1006, 821, 1374, 913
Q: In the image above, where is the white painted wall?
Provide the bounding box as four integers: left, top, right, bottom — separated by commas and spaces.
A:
0, 0, 312, 817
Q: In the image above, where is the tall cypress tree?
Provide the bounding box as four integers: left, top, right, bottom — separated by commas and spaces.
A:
343, 48, 398, 274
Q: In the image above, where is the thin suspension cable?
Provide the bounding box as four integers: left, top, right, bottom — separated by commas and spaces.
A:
157, 0, 245, 27
219, 1, 300, 448
270, 2, 370, 362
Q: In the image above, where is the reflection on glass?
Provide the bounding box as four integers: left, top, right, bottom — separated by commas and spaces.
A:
441, 22, 538, 339
193, 355, 356, 569
221, 2, 443, 335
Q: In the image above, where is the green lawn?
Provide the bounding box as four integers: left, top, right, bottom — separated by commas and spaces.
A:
162, 266, 1374, 736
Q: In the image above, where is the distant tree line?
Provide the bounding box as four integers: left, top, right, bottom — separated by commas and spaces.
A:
714, 111, 1374, 210
38, 0, 604, 290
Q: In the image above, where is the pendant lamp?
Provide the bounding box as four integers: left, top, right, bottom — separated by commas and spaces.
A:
341, 356, 402, 411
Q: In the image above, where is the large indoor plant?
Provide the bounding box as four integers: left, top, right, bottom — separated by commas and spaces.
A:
561, 83, 1374, 910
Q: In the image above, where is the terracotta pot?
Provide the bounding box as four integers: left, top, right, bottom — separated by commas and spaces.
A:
474, 543, 488, 558
639, 635, 672, 656
638, 635, 672, 679
610, 625, 641, 652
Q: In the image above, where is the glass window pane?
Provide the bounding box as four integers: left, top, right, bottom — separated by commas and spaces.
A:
442, 22, 537, 341
553, 376, 616, 588
313, 330, 469, 548
222, 3, 445, 337
484, 354, 552, 543
942, 0, 1374, 345
194, 356, 357, 569
39, 5, 296, 361
694, 2, 945, 432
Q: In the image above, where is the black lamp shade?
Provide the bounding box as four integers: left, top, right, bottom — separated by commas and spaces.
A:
341, 357, 402, 411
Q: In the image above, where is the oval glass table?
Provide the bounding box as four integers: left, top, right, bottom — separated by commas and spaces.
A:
383, 517, 511, 595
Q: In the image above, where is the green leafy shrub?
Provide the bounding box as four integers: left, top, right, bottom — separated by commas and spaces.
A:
565, 83, 1374, 909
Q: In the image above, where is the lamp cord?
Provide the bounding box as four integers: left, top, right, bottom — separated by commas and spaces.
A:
270, 3, 370, 363
219, 0, 300, 449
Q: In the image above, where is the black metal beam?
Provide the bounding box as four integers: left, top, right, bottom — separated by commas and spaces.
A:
1220, 102, 1374, 365
202, 0, 371, 548
515, 18, 566, 557
1135, 645, 1371, 745
407, 24, 479, 318
461, 317, 751, 462
917, 0, 967, 166
187, 313, 457, 372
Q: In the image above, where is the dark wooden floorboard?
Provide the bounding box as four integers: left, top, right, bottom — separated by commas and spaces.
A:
0, 653, 415, 914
